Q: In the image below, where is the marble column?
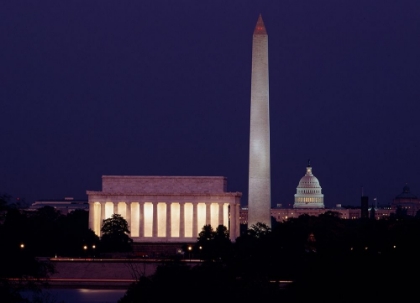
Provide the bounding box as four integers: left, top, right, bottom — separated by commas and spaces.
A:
192, 203, 198, 238
139, 202, 144, 238
152, 202, 158, 238
218, 203, 224, 226
229, 202, 236, 240
100, 202, 106, 236
113, 202, 118, 215
166, 202, 171, 238
88, 202, 94, 231
180, 202, 185, 238
206, 202, 211, 225
126, 202, 131, 232
236, 203, 241, 239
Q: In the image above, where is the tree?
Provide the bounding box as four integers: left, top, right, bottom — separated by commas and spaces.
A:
56, 209, 99, 257
28, 206, 63, 257
198, 224, 215, 241
214, 224, 229, 239
212, 225, 232, 261
100, 214, 133, 252
391, 205, 409, 220
196, 224, 215, 261
248, 222, 271, 238
196, 224, 232, 262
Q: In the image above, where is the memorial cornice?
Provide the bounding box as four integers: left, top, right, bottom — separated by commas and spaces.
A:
101, 175, 227, 179
86, 191, 242, 197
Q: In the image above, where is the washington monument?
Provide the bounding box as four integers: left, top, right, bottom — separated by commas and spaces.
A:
248, 14, 271, 227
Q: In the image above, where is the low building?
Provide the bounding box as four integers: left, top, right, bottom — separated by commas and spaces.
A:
240, 205, 393, 225
28, 197, 88, 214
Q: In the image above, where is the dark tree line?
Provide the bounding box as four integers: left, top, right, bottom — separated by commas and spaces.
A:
0, 206, 99, 258
0, 197, 99, 302
0, 194, 137, 302
119, 211, 420, 303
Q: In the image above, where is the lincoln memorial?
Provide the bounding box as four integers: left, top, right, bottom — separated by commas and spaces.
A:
87, 176, 242, 242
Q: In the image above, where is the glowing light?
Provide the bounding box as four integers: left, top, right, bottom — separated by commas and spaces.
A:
130, 202, 140, 237
171, 203, 180, 237
223, 203, 229, 227
197, 203, 206, 235
157, 203, 166, 237
20, 244, 24, 248
93, 202, 101, 235
105, 202, 113, 218
184, 203, 193, 237
210, 203, 219, 228
144, 203, 153, 237
117, 202, 127, 219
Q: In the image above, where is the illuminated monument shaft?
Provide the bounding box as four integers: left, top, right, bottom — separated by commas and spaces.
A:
248, 15, 271, 227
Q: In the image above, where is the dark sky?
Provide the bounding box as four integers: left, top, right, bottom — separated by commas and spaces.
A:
1, 1, 420, 208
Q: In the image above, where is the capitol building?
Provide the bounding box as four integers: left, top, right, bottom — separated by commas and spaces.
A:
293, 160, 324, 209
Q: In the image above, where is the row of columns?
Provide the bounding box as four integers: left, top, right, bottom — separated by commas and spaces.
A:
295, 197, 323, 203
89, 201, 239, 240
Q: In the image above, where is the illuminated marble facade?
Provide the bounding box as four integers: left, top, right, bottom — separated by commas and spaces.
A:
294, 161, 324, 209
87, 176, 241, 242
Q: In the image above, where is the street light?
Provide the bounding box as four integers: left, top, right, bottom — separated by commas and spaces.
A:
92, 245, 96, 259
188, 246, 192, 262
199, 246, 202, 262
20, 243, 25, 249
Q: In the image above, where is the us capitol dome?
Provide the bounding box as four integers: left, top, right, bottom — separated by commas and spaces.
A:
294, 160, 325, 209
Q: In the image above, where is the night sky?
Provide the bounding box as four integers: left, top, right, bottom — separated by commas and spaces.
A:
2, 1, 420, 208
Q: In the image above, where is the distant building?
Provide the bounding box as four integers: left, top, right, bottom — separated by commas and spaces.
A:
28, 197, 88, 214
391, 184, 420, 216
271, 205, 355, 221
240, 205, 393, 225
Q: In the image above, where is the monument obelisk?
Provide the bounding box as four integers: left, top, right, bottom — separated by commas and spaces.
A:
248, 14, 271, 227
